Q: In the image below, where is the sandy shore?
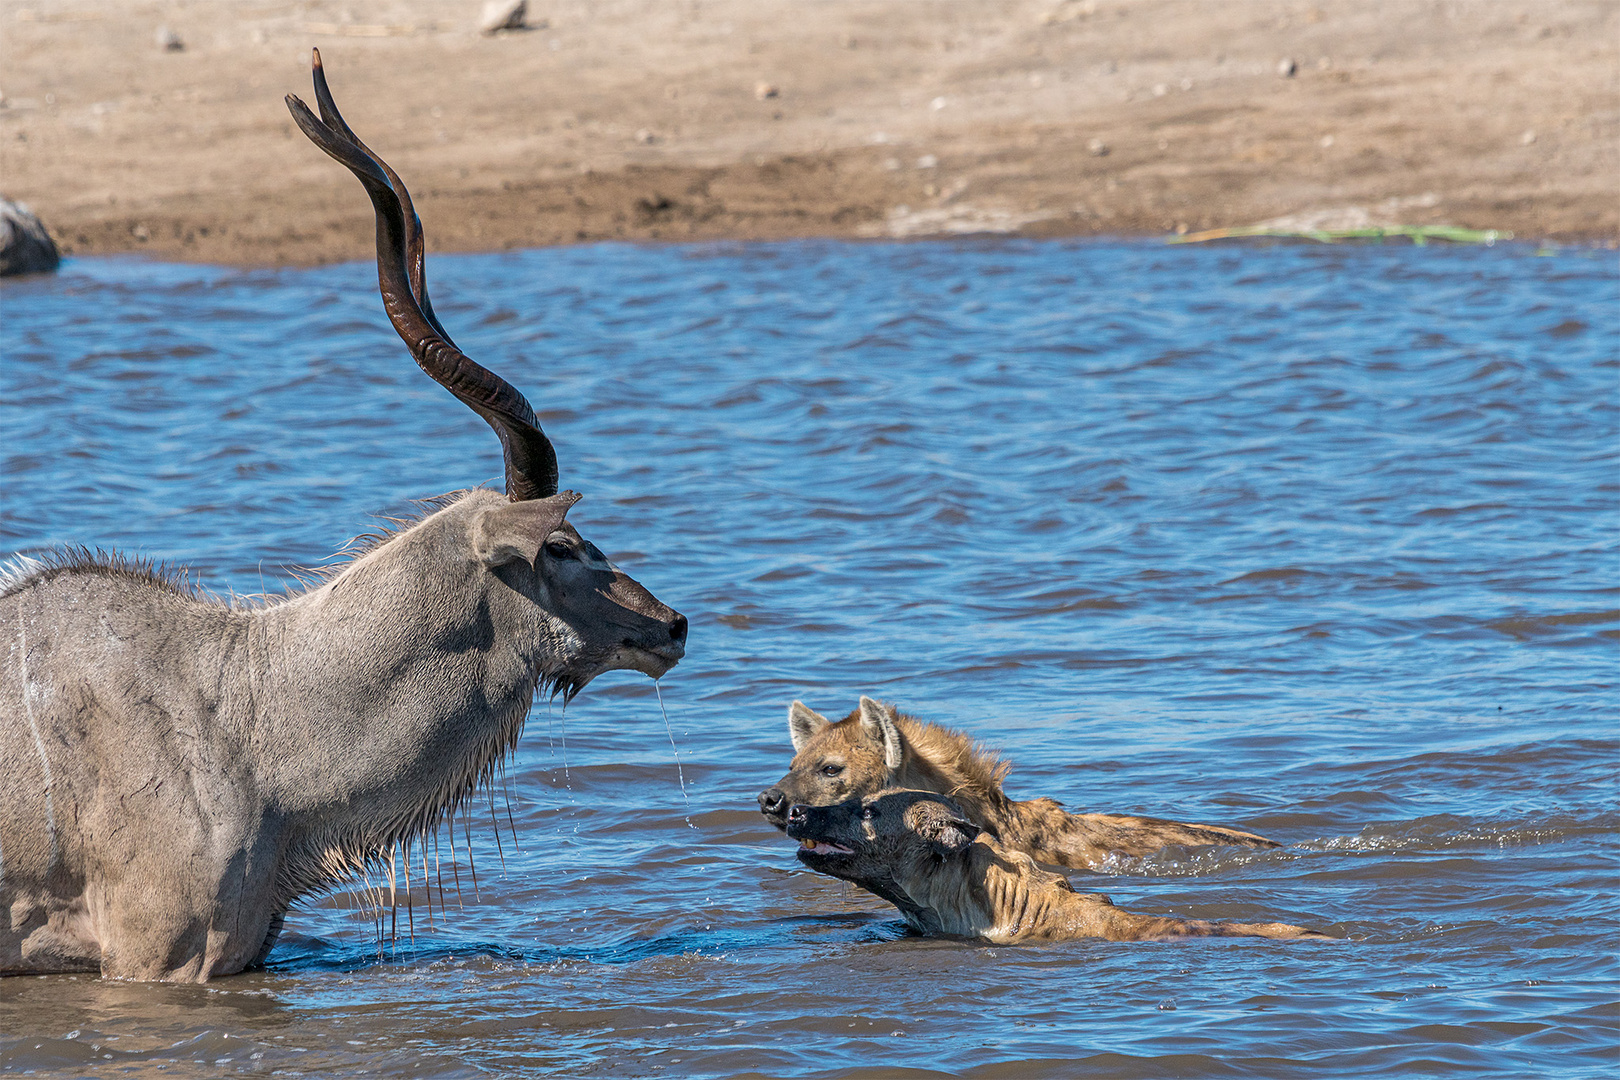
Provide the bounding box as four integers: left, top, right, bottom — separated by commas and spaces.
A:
2, 0, 1615, 266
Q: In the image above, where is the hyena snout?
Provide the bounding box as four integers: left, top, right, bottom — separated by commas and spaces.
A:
758, 787, 788, 821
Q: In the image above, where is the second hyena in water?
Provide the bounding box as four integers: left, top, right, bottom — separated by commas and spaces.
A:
786, 789, 1327, 943
757, 697, 1279, 871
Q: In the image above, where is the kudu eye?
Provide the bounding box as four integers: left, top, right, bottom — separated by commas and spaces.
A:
862, 806, 877, 821
543, 539, 573, 560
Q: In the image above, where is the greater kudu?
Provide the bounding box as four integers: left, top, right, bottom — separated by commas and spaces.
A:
0, 53, 685, 982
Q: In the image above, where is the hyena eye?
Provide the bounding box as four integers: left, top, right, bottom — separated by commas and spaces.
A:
820, 763, 844, 778
861, 806, 877, 821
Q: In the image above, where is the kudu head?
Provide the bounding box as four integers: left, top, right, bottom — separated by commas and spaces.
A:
286, 52, 685, 693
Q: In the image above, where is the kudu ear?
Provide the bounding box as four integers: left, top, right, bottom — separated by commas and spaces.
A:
858, 696, 905, 771
917, 811, 982, 858
473, 491, 583, 567
788, 701, 831, 752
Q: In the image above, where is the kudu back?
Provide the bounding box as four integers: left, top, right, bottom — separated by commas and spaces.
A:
1, 53, 684, 982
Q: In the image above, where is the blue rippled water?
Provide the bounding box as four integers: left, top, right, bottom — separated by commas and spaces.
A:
1, 239, 1616, 1078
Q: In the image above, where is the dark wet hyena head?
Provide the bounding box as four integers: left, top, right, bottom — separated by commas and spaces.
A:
783, 790, 982, 891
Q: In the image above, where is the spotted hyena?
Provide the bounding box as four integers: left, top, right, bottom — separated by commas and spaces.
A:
758, 697, 1279, 870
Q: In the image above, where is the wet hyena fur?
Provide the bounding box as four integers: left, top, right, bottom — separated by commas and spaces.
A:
758, 697, 1279, 870
787, 789, 1328, 944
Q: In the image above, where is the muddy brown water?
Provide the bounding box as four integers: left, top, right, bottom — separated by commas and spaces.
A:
1, 240, 1615, 1077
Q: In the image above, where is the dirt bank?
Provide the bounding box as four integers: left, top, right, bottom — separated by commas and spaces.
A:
2, 0, 1614, 266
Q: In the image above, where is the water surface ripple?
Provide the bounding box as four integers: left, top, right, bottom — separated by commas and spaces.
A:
1, 240, 1616, 1078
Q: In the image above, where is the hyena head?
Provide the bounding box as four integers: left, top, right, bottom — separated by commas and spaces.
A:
783, 789, 984, 927
757, 696, 908, 831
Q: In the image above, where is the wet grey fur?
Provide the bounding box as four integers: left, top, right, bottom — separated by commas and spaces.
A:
1, 488, 684, 981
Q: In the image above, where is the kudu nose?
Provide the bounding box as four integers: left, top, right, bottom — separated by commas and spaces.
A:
669, 613, 688, 645
786, 803, 808, 826
759, 788, 787, 816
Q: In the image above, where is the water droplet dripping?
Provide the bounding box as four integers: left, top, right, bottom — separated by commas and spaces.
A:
655, 680, 695, 829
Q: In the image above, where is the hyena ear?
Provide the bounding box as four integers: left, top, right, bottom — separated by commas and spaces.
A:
858, 696, 904, 771
788, 701, 831, 751
918, 812, 981, 858
472, 491, 583, 567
